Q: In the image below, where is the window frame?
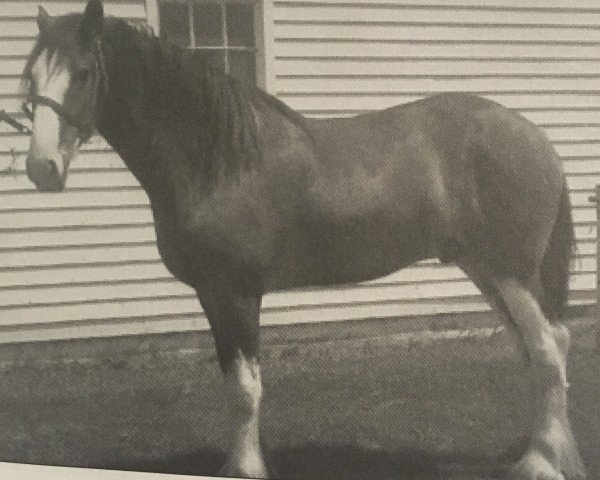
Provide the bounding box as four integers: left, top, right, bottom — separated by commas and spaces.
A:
145, 0, 273, 91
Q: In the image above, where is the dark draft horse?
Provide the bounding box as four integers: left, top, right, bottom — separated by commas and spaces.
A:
22, 1, 586, 478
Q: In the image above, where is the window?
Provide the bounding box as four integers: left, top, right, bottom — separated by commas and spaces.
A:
155, 0, 257, 85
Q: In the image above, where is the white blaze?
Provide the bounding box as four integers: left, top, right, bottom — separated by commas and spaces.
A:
29, 49, 72, 175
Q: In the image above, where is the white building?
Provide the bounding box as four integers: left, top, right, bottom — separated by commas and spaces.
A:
0, 0, 599, 344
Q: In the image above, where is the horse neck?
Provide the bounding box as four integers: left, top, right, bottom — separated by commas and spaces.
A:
95, 24, 259, 195
94, 33, 161, 192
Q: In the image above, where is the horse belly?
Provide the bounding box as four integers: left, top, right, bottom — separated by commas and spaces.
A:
268, 212, 434, 290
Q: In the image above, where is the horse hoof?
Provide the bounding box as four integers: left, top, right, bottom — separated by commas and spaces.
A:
509, 451, 564, 480
217, 460, 269, 479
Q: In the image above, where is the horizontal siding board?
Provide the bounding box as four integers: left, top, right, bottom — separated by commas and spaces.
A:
293, 104, 600, 125
0, 58, 28, 76
273, 6, 600, 26
0, 316, 207, 344
0, 133, 110, 153
0, 280, 190, 308
0, 170, 139, 192
0, 206, 153, 229
571, 190, 599, 205
575, 225, 596, 241
275, 59, 600, 77
0, 262, 473, 289
0, 151, 127, 171
0, 77, 21, 93
274, 41, 600, 59
275, 77, 600, 94
274, 24, 600, 43
0, 225, 157, 249
0, 188, 147, 210
0, 39, 36, 57
567, 175, 600, 191
273, 0, 600, 9
522, 110, 600, 126
279, 93, 600, 111
0, 262, 171, 288
0, 243, 159, 269
546, 127, 600, 142
555, 144, 600, 157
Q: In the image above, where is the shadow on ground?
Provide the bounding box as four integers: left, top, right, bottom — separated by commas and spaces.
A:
112, 443, 524, 480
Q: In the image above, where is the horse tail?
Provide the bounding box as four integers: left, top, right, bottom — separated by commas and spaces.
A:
539, 178, 575, 321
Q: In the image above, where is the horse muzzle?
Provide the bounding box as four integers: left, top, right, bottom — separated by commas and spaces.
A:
26, 156, 65, 192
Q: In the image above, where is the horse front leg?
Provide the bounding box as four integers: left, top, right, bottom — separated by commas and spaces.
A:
196, 284, 268, 478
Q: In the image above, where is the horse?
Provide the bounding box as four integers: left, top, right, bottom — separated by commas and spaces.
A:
22, 1, 586, 478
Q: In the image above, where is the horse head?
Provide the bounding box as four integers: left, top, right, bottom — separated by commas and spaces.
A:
24, 0, 106, 191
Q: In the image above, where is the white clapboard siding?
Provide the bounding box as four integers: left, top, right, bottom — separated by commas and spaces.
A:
272, 0, 600, 322
1, 0, 599, 345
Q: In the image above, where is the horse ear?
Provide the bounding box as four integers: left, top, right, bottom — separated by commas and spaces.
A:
79, 0, 104, 45
37, 5, 54, 32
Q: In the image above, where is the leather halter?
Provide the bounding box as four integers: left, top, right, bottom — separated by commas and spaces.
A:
22, 39, 108, 143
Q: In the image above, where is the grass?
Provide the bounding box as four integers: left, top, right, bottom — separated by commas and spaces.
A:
0, 318, 598, 480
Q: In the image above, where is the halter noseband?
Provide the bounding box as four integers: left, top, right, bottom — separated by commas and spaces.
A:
23, 95, 94, 141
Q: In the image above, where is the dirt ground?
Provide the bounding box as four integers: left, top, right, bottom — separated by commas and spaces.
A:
0, 317, 598, 480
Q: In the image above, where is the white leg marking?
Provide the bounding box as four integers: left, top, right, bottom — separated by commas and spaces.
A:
492, 278, 585, 479
221, 351, 267, 478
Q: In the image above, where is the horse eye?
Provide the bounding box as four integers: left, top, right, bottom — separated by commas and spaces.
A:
73, 68, 90, 83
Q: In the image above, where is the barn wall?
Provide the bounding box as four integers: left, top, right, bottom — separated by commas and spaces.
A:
0, 0, 599, 344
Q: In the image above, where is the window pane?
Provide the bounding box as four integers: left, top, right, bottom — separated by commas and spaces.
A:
226, 3, 254, 47
194, 3, 223, 47
159, 2, 190, 47
229, 51, 255, 84
196, 49, 226, 71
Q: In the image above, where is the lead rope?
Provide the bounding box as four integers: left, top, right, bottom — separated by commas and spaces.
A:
0, 109, 32, 135
0, 106, 31, 176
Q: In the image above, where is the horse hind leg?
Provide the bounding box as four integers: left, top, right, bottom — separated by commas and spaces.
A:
459, 260, 586, 480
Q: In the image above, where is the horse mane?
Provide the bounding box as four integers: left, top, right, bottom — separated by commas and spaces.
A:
103, 18, 311, 178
